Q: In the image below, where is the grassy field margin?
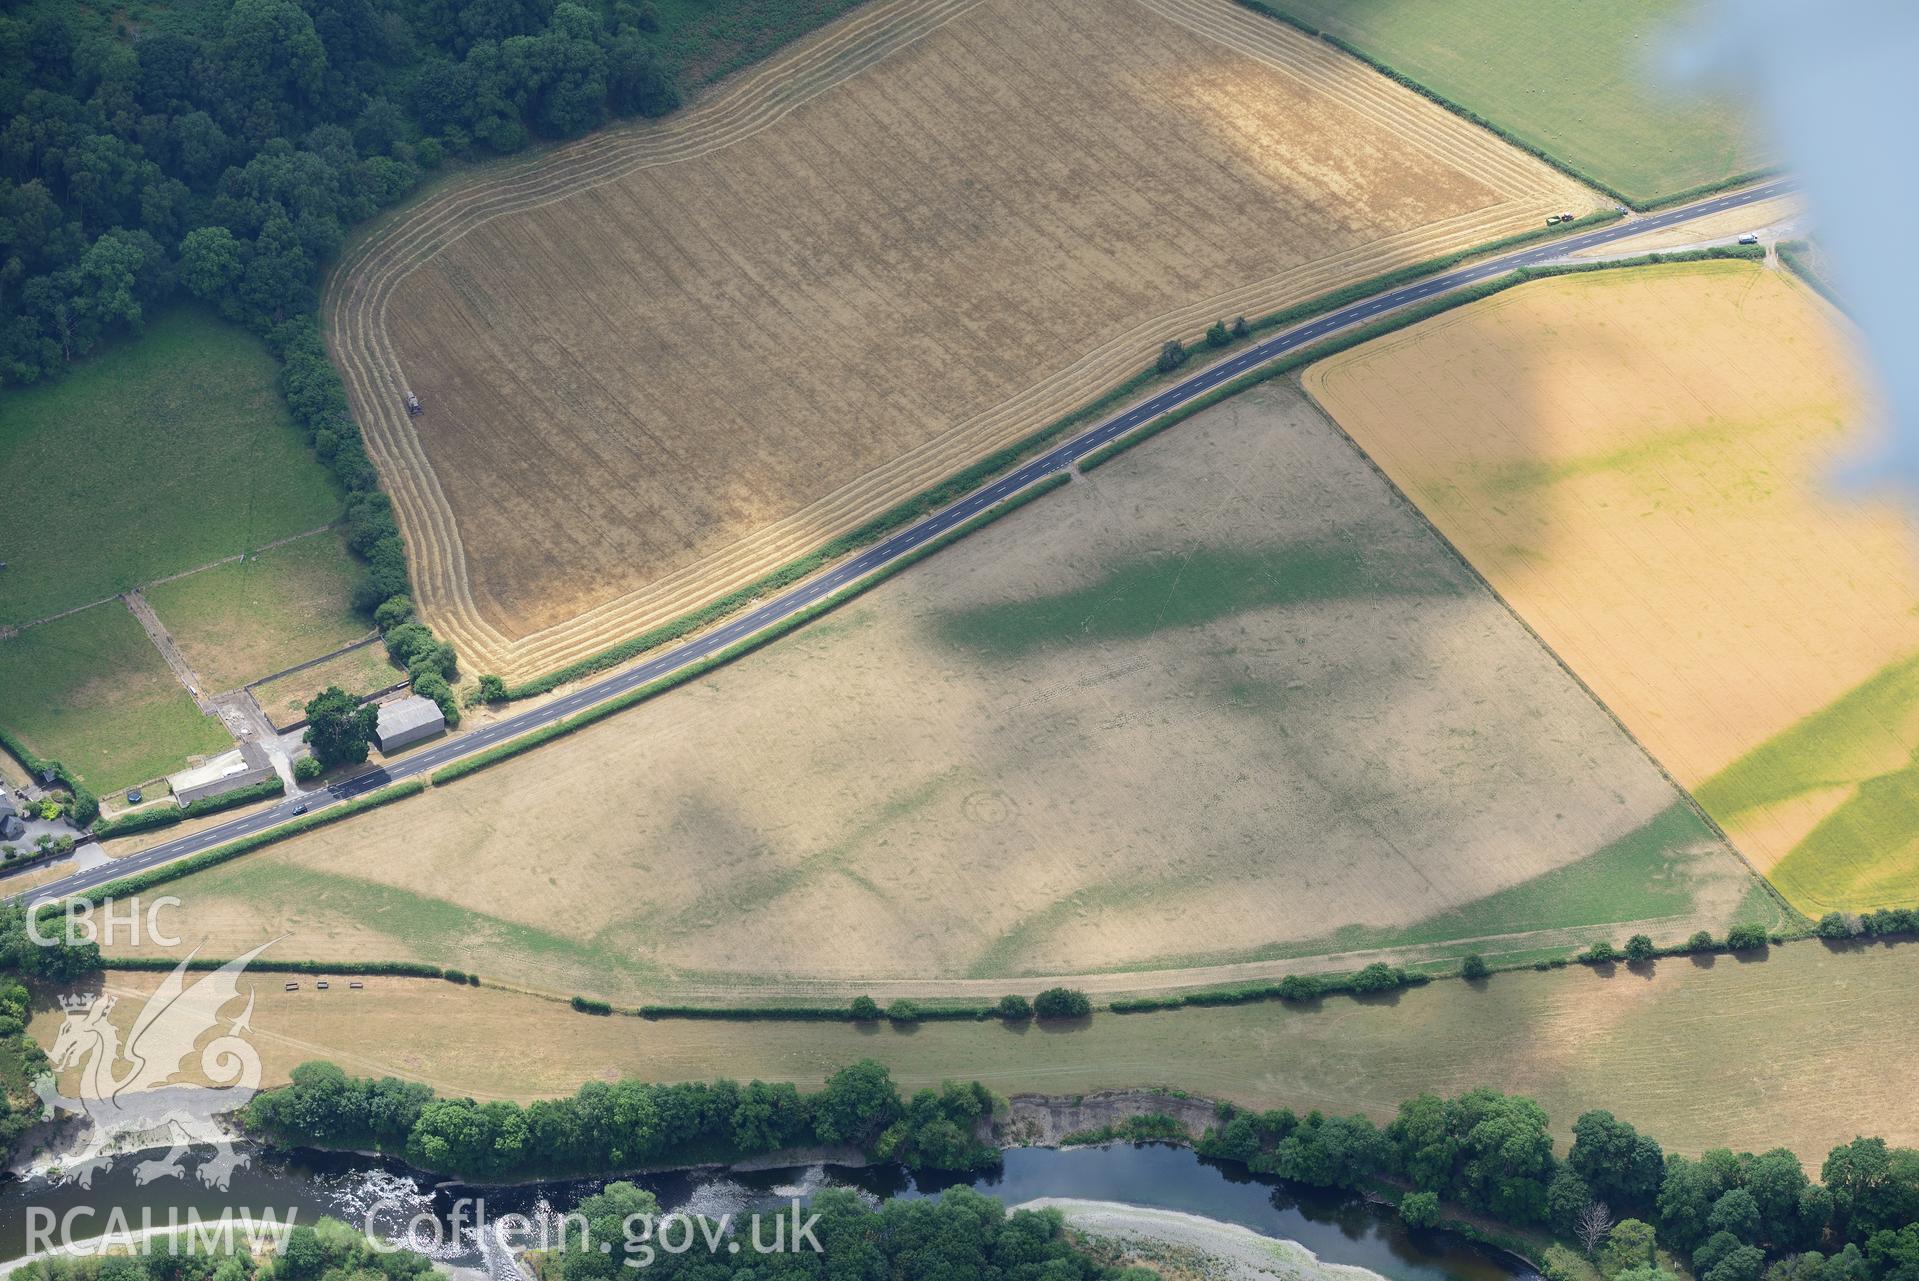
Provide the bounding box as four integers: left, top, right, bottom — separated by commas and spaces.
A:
1229, 0, 1776, 211
1778, 240, 1843, 310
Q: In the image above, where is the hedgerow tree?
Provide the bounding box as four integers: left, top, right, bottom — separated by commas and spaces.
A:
1033, 986, 1091, 1020
303, 685, 377, 767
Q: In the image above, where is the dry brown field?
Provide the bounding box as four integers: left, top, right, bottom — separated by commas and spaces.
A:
47, 939, 1918, 1165
331, 0, 1596, 678
107, 382, 1759, 999
1304, 261, 1919, 916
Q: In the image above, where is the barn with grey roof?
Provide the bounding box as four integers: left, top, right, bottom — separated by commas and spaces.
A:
375, 694, 445, 753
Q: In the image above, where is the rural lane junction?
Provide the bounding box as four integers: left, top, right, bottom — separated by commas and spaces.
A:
17, 177, 1798, 907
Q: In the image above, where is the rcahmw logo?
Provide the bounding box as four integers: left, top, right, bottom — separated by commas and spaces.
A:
25, 1207, 299, 1259
36, 938, 278, 1189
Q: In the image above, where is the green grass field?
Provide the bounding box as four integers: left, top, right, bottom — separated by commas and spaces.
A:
1706, 654, 1919, 914
0, 308, 342, 628
650, 0, 867, 87
0, 603, 231, 792
1251, 0, 1765, 204
145, 532, 372, 693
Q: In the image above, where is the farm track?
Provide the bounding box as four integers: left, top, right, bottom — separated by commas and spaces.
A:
329, 0, 1586, 679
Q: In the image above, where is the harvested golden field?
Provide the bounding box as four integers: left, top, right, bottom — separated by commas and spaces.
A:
1305, 261, 1919, 915
332, 0, 1596, 678
50, 940, 1918, 1165
112, 383, 1763, 999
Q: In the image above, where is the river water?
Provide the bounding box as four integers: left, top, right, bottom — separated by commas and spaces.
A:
0, 1143, 1530, 1281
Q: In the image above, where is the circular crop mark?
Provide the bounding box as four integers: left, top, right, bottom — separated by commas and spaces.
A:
962, 790, 1015, 826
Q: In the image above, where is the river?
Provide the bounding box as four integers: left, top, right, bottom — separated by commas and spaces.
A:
0, 1141, 1532, 1281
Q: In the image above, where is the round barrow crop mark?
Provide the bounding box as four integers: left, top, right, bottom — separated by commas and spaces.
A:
962, 790, 1016, 826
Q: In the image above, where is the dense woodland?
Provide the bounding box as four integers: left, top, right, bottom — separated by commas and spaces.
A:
0, 0, 679, 384
1202, 1090, 1919, 1281
245, 1058, 1002, 1180
12, 1216, 437, 1281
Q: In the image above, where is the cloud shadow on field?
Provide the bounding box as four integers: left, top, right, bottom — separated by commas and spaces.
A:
927, 537, 1464, 663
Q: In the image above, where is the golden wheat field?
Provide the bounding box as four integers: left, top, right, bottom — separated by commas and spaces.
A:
104, 383, 1762, 1001
1306, 260, 1919, 916
49, 939, 1917, 1165
331, 0, 1595, 678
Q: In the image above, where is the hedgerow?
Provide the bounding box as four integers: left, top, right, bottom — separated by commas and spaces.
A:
0, 726, 98, 827
108, 958, 445, 977
1081, 246, 1767, 471
76, 780, 425, 902
436, 476, 1071, 784
90, 806, 186, 841
93, 774, 287, 841
182, 776, 285, 818
1778, 239, 1843, 310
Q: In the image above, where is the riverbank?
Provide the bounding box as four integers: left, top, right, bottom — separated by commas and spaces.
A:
0, 1140, 1531, 1281
1032, 1198, 1393, 1281
221, 1089, 1199, 1191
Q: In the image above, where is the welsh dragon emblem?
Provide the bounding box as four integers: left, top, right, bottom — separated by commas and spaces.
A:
35, 941, 275, 1190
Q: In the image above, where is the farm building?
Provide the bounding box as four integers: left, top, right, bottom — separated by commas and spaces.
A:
168, 741, 274, 806
0, 792, 21, 842
375, 695, 445, 753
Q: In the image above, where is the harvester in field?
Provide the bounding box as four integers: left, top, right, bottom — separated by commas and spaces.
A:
404, 391, 423, 417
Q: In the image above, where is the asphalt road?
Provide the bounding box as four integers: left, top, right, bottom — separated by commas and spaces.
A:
18, 178, 1797, 906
